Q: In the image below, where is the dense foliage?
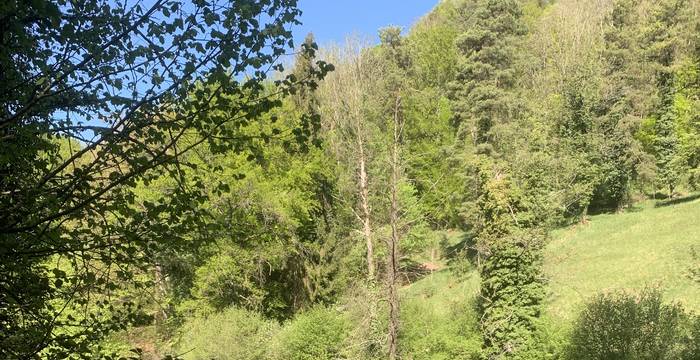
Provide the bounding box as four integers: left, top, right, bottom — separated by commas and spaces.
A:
568, 288, 700, 360
0, 0, 331, 358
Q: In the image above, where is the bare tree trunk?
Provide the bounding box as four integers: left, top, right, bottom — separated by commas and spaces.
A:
580, 204, 589, 225
318, 38, 378, 281
357, 131, 375, 280
154, 264, 169, 324
387, 95, 402, 360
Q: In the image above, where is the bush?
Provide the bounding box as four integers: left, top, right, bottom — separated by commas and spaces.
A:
339, 284, 385, 360
271, 306, 350, 360
400, 296, 482, 359
568, 288, 700, 360
177, 307, 279, 360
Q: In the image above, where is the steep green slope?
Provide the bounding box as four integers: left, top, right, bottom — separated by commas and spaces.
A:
544, 196, 700, 322
401, 196, 699, 331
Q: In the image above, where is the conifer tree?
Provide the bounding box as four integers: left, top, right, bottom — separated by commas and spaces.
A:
590, 0, 644, 211
464, 159, 545, 358
448, 0, 526, 155
288, 32, 343, 309
292, 33, 321, 116
450, 0, 545, 357
642, 0, 689, 196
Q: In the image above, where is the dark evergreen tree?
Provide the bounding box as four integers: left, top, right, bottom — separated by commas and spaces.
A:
284, 32, 344, 311
463, 159, 545, 359
590, 0, 644, 211
448, 0, 526, 155
641, 0, 689, 196
292, 33, 321, 115
450, 1, 545, 357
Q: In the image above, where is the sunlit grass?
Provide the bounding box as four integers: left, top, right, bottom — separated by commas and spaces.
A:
406, 196, 699, 326
544, 195, 700, 323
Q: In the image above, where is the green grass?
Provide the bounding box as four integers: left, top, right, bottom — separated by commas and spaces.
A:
399, 269, 483, 359
401, 268, 480, 316
402, 196, 699, 330
544, 196, 700, 323
390, 196, 699, 356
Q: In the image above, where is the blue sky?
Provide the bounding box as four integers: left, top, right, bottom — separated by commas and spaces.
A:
292, 1, 440, 47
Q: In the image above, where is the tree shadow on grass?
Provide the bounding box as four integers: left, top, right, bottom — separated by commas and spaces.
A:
654, 193, 700, 208
441, 231, 474, 259
399, 258, 434, 285
623, 204, 645, 213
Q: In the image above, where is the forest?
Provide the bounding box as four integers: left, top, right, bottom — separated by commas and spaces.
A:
1, 0, 699, 359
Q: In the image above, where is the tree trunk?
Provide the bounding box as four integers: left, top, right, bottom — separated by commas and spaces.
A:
357, 131, 374, 280
154, 264, 169, 325
387, 95, 402, 360
580, 204, 589, 225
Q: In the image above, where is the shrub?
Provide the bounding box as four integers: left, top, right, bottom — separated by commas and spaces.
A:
340, 283, 385, 360
271, 306, 350, 360
177, 307, 279, 360
567, 288, 699, 360
400, 296, 482, 359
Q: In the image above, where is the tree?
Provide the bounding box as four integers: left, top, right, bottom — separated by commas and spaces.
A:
318, 38, 383, 281
386, 93, 403, 360
403, 13, 464, 229
376, 27, 409, 359
641, 0, 689, 196
293, 33, 321, 117
674, 20, 700, 188
590, 0, 645, 211
0, 0, 331, 357
448, 0, 527, 155
653, 110, 683, 196
551, 79, 600, 218
464, 159, 545, 359
449, 1, 546, 357
368, 42, 413, 354
172, 109, 345, 320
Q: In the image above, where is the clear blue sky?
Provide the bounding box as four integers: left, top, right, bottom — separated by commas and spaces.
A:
292, 1, 440, 47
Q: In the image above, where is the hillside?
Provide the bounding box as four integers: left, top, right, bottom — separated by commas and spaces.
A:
404, 195, 700, 328
544, 196, 700, 322
5, 0, 700, 358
